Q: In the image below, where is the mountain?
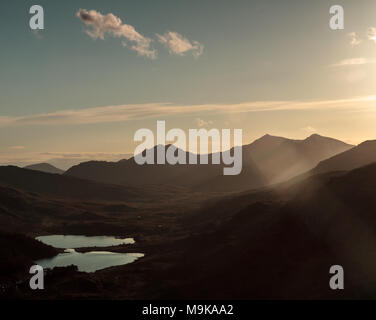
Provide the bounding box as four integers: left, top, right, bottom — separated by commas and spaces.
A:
65, 134, 353, 192
0, 166, 145, 202
160, 162, 376, 299
3, 160, 376, 299
24, 163, 64, 174
237, 133, 352, 184
313, 140, 376, 174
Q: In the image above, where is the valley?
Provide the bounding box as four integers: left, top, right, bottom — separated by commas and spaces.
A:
1, 135, 376, 299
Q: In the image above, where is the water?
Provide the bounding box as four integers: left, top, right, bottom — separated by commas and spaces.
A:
35, 235, 143, 273
36, 249, 144, 273
36, 235, 135, 249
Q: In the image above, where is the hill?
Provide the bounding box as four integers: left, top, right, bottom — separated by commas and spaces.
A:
24, 163, 64, 174
0, 166, 144, 202
313, 140, 376, 174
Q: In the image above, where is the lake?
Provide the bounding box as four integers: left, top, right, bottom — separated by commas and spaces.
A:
35, 235, 144, 273
36, 235, 135, 249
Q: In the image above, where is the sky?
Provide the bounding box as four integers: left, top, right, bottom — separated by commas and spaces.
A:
1, 0, 376, 169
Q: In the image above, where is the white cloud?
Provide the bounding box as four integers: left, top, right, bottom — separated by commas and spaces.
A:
76, 9, 156, 59
331, 58, 376, 67
195, 118, 213, 127
156, 32, 203, 57
76, 9, 205, 59
368, 27, 376, 43
348, 32, 362, 47
0, 97, 375, 128
303, 126, 317, 133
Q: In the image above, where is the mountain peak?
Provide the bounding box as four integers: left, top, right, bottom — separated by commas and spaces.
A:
24, 163, 64, 175
303, 134, 352, 147
260, 133, 277, 139
304, 133, 327, 141
307, 133, 321, 138
256, 134, 287, 142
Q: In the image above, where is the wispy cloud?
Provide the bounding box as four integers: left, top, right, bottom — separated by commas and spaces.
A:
0, 97, 375, 128
303, 126, 317, 133
156, 32, 204, 58
10, 146, 25, 150
347, 28, 376, 47
348, 32, 362, 47
195, 118, 213, 127
368, 27, 376, 43
76, 9, 156, 59
331, 57, 376, 67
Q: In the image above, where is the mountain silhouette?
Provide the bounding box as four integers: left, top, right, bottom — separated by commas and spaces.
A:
0, 166, 145, 202
2, 152, 376, 299
65, 134, 352, 192
313, 140, 376, 174
24, 163, 64, 175
165, 162, 376, 299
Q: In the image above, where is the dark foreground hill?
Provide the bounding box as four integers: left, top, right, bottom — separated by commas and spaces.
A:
7, 162, 376, 299
65, 134, 352, 192
157, 163, 376, 299
3, 152, 376, 299
0, 232, 58, 288
0, 166, 148, 202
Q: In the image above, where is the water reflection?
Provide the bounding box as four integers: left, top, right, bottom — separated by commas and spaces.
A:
36, 235, 135, 249
36, 249, 144, 273
35, 235, 143, 273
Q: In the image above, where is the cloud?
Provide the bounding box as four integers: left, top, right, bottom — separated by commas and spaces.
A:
195, 118, 213, 127
303, 126, 317, 133
348, 32, 362, 47
0, 96, 375, 128
368, 27, 376, 43
10, 146, 25, 150
156, 32, 203, 57
76, 9, 205, 59
76, 9, 156, 59
31, 29, 43, 40
331, 58, 376, 67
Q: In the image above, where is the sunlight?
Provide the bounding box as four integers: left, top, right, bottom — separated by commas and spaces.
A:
361, 95, 376, 101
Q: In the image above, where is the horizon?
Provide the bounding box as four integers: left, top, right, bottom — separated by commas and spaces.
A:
1, 131, 362, 170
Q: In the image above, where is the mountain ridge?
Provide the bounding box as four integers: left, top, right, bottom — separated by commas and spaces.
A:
65, 134, 353, 192
313, 139, 376, 174
24, 163, 64, 175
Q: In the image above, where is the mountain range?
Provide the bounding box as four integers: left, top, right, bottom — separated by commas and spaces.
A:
3, 133, 376, 299
65, 134, 353, 192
